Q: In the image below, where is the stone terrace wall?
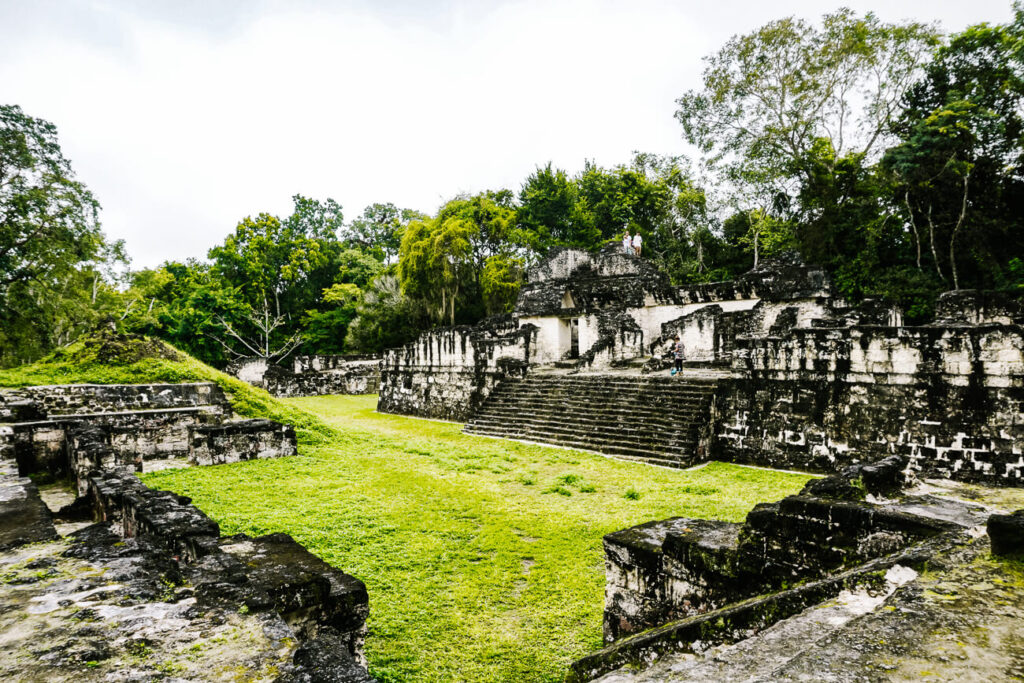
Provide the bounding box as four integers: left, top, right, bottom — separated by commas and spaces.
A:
266, 357, 381, 397
228, 356, 382, 397
6, 382, 228, 415
714, 323, 1024, 485
1, 383, 296, 478
602, 456, 963, 643
84, 466, 370, 676
378, 318, 536, 421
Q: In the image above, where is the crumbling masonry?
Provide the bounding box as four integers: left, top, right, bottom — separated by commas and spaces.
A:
0, 382, 371, 681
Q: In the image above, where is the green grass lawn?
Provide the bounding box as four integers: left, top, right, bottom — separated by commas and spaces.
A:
143, 395, 814, 683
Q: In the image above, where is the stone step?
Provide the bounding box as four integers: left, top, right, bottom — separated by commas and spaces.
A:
464, 373, 716, 467
479, 385, 712, 401
464, 421, 697, 450
502, 380, 717, 395
470, 404, 707, 428
525, 373, 718, 384
466, 413, 701, 442
482, 387, 714, 405
464, 425, 695, 462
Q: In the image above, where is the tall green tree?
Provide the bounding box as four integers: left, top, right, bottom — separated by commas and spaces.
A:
0, 104, 126, 365
517, 164, 597, 250
517, 155, 712, 283
345, 274, 430, 353
0, 105, 104, 296
207, 196, 345, 360
398, 192, 523, 326
346, 203, 426, 263
885, 9, 1024, 291
300, 248, 383, 353
676, 9, 938, 250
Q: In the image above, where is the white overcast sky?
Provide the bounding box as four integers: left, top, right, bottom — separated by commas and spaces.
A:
0, 0, 1016, 268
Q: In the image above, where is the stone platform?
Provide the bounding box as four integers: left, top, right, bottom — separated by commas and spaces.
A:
464, 369, 722, 468
572, 456, 1024, 682
591, 537, 1024, 682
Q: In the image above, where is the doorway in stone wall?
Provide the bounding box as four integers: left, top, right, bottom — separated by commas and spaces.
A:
558, 317, 581, 359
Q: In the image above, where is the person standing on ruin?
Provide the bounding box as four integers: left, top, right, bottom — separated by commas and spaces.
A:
671, 335, 684, 375
632, 231, 643, 256
622, 231, 632, 254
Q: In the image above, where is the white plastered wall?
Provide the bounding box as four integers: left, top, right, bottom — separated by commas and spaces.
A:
518, 316, 567, 364
520, 298, 764, 365
235, 358, 269, 384
756, 299, 830, 334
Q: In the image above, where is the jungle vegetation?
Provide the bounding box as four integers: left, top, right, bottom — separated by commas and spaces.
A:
2, 6, 1022, 367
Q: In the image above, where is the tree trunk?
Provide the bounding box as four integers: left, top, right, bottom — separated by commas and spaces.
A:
949, 171, 971, 291
925, 204, 946, 283
904, 191, 922, 271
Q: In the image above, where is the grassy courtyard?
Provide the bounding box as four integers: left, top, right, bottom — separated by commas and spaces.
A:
143, 395, 813, 682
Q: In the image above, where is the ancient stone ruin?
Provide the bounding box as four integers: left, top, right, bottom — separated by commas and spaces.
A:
0, 383, 296, 480
381, 246, 1024, 485
4, 247, 1023, 680
229, 354, 382, 397
0, 382, 371, 681
379, 246, 1024, 680
575, 457, 1017, 682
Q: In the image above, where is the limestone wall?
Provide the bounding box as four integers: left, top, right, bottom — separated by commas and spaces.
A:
189, 419, 298, 466
231, 357, 270, 385
6, 383, 228, 415
265, 358, 380, 397
0, 383, 296, 477
377, 320, 536, 420
714, 324, 1024, 485
227, 356, 382, 397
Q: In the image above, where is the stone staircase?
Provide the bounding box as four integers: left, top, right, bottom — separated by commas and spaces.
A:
463, 373, 717, 468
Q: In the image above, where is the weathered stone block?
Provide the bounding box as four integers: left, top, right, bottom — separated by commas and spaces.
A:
291, 626, 375, 682
988, 510, 1024, 558
122, 486, 220, 560
220, 533, 369, 652
188, 419, 297, 466
4, 382, 228, 416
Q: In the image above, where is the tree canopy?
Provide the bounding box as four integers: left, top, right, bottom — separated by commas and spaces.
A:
0, 105, 125, 365
4, 5, 1024, 367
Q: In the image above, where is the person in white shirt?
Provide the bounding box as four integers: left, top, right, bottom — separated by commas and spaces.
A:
632, 232, 642, 256
622, 231, 632, 255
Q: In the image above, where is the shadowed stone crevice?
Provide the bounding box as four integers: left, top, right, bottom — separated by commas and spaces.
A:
0, 461, 59, 550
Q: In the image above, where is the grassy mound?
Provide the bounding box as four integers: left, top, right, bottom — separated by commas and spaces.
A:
0, 331, 334, 444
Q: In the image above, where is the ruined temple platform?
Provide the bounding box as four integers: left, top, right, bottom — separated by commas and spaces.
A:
579, 469, 1024, 683
463, 366, 729, 468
